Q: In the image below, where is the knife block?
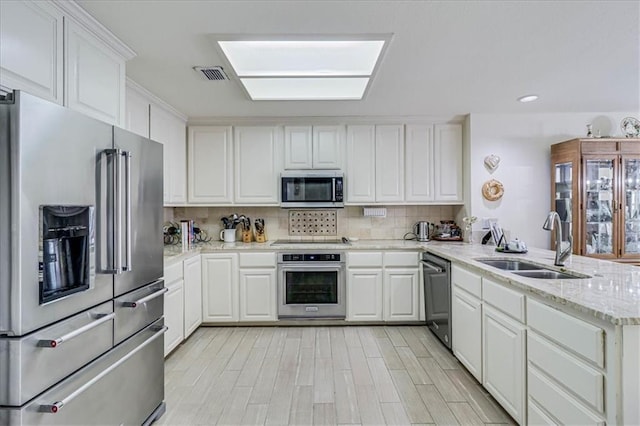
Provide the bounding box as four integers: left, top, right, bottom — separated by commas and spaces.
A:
255, 228, 267, 243
242, 230, 253, 243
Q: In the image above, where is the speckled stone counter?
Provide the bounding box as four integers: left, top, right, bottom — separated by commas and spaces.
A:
424, 242, 640, 326
164, 239, 640, 325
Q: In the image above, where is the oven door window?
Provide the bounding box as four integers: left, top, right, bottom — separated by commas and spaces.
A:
282, 178, 332, 202
285, 270, 338, 304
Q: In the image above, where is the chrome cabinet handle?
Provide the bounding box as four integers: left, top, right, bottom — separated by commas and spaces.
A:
121, 287, 168, 308
37, 313, 115, 348
39, 325, 167, 414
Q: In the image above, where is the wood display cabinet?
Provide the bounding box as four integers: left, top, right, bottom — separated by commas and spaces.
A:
551, 138, 640, 264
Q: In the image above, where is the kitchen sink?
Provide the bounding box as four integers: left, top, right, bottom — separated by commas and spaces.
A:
511, 270, 591, 280
476, 259, 545, 271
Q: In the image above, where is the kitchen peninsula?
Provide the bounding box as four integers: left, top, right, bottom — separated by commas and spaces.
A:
166, 240, 640, 425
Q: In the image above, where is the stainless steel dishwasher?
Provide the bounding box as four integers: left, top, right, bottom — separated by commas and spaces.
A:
421, 252, 452, 349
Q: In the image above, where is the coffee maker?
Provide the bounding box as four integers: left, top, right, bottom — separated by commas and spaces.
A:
413, 221, 434, 242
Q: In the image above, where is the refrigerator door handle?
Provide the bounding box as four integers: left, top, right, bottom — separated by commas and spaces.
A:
123, 150, 132, 272
100, 149, 119, 274
114, 149, 123, 274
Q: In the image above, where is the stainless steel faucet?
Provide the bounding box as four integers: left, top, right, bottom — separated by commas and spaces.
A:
543, 211, 572, 266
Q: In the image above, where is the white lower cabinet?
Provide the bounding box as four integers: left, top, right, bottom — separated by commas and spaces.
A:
482, 305, 526, 424
383, 268, 419, 321
452, 285, 482, 381
183, 255, 202, 339
451, 264, 483, 382
164, 278, 184, 357
347, 269, 383, 321
202, 253, 239, 322
239, 269, 276, 321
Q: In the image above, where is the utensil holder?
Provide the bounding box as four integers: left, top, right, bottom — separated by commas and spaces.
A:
242, 229, 253, 243
255, 229, 267, 243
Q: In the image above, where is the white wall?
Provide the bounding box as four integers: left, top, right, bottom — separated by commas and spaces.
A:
467, 112, 639, 249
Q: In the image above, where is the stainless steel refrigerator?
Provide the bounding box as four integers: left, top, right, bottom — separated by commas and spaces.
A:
0, 91, 166, 425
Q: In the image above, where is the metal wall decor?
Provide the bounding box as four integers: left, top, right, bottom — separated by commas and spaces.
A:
484, 154, 501, 172
482, 179, 504, 201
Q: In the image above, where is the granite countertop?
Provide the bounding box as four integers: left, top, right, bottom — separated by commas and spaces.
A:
424, 242, 640, 326
164, 239, 640, 325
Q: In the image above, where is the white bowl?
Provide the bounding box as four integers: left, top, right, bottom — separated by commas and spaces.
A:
348, 237, 359, 242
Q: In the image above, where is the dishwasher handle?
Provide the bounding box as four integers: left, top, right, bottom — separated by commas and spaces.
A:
421, 260, 445, 274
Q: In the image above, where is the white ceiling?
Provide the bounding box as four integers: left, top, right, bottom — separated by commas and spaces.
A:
78, 0, 640, 119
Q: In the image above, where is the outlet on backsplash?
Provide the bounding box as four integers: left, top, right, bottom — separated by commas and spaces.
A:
168, 205, 462, 241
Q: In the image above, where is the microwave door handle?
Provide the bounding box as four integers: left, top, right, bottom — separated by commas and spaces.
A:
332, 178, 336, 202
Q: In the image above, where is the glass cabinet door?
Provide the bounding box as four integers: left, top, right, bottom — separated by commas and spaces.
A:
584, 157, 617, 256
554, 162, 573, 247
623, 157, 640, 256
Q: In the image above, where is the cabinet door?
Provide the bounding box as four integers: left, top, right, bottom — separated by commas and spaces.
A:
583, 155, 618, 259
347, 269, 383, 321
201, 253, 238, 322
434, 124, 462, 202
452, 285, 482, 381
383, 268, 419, 321
620, 156, 640, 259
125, 85, 150, 138
183, 256, 202, 338
164, 280, 184, 356
313, 125, 344, 169
375, 125, 405, 202
346, 125, 376, 203
482, 305, 526, 424
188, 126, 233, 203
64, 18, 125, 126
284, 126, 313, 169
0, 1, 63, 104
239, 268, 276, 321
405, 124, 434, 202
151, 103, 186, 204
234, 126, 282, 204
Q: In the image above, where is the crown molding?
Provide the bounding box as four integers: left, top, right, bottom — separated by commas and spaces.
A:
52, 0, 136, 60
126, 78, 188, 122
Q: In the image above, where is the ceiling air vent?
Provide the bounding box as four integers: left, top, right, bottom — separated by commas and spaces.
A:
193, 66, 229, 81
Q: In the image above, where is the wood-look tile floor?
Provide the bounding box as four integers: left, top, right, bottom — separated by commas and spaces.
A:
159, 326, 516, 426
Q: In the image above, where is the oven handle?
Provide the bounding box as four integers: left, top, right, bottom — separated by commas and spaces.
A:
37, 312, 115, 348
278, 264, 345, 270
421, 260, 444, 274
39, 325, 167, 414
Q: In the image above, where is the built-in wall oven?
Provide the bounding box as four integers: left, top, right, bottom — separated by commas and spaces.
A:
277, 252, 346, 319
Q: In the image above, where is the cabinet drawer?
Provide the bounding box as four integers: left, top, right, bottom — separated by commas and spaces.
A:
482, 278, 525, 322
528, 398, 560, 425
529, 366, 604, 425
348, 251, 383, 267
239, 252, 276, 268
452, 264, 481, 298
528, 332, 604, 413
384, 251, 419, 267
164, 260, 184, 284
527, 299, 604, 368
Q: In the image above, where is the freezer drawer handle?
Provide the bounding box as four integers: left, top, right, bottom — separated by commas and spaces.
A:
421, 260, 444, 273
37, 312, 115, 348
121, 287, 168, 308
40, 325, 168, 413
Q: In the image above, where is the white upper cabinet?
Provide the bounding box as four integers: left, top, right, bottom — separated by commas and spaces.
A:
234, 126, 282, 204
346, 125, 376, 203
284, 125, 344, 169
188, 126, 233, 204
150, 103, 187, 204
0, 1, 63, 104
375, 125, 404, 202
64, 18, 125, 126
284, 126, 313, 169
434, 123, 463, 202
405, 124, 435, 202
125, 85, 149, 138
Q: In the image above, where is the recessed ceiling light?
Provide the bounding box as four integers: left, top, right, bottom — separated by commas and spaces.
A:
517, 94, 539, 103
216, 37, 390, 100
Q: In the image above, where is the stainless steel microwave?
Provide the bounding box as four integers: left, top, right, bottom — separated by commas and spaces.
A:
281, 171, 344, 208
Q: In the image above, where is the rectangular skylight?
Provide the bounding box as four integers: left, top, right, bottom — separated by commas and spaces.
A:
216, 38, 388, 100
240, 77, 370, 100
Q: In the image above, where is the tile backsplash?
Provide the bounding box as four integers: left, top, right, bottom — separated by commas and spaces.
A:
166, 205, 461, 241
